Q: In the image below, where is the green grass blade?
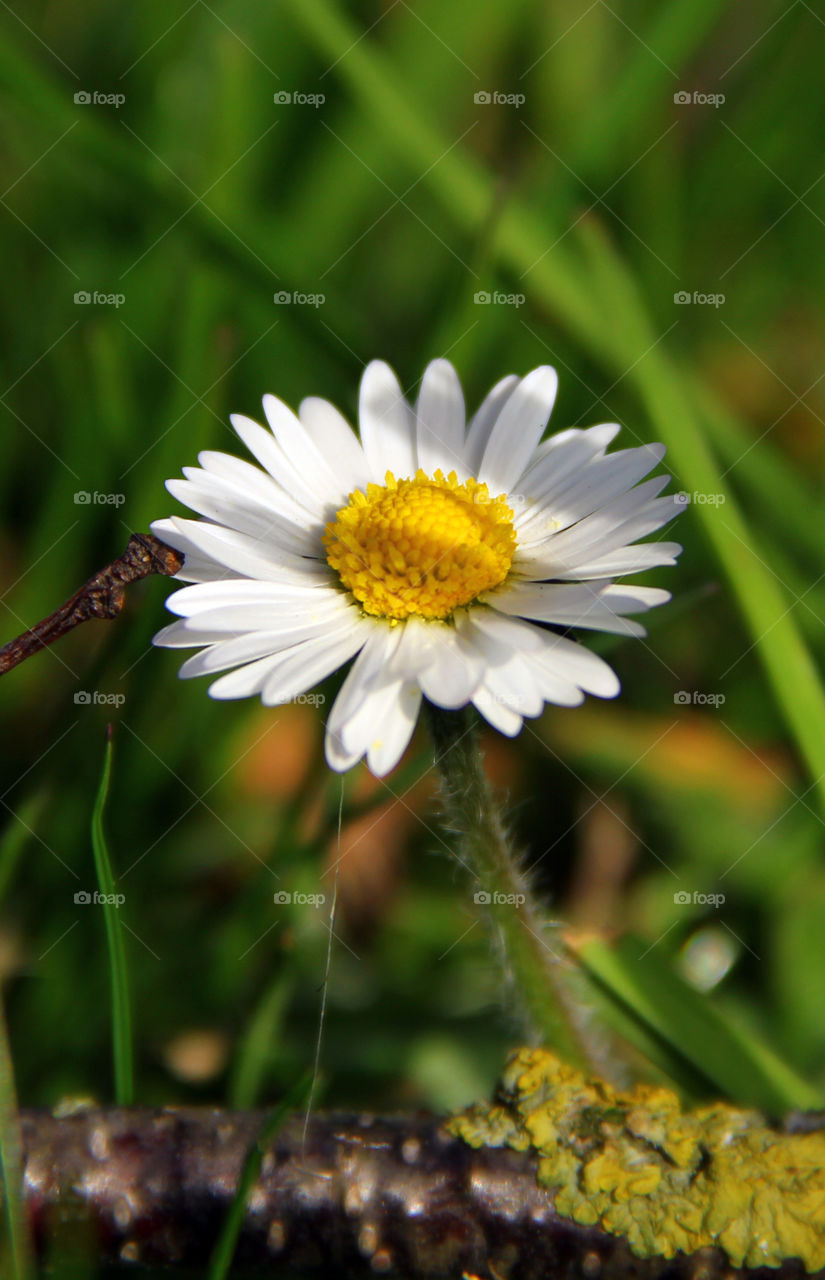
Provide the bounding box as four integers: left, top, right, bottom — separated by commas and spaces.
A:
567, 0, 732, 177
0, 994, 32, 1280
208, 1071, 313, 1280
230, 976, 291, 1110
91, 727, 133, 1106
571, 934, 823, 1114
0, 793, 47, 909
573, 220, 825, 818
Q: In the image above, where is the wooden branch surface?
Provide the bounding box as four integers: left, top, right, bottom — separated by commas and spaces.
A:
19, 1105, 820, 1278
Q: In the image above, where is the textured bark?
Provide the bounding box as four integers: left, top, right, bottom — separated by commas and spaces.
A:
18, 1105, 821, 1278
0, 534, 182, 676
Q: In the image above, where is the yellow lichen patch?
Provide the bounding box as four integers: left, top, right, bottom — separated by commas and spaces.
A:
448, 1048, 825, 1272
324, 469, 516, 621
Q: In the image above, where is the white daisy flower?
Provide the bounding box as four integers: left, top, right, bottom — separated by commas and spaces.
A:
152, 360, 681, 776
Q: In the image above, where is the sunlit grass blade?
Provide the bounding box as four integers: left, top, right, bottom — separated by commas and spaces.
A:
91, 727, 133, 1106
0, 994, 32, 1280
208, 1071, 314, 1280
569, 933, 823, 1114
573, 220, 825, 819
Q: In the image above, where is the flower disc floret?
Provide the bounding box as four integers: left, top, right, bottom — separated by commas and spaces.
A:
324, 468, 516, 621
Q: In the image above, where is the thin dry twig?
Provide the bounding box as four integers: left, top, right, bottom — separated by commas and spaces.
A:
0, 534, 183, 677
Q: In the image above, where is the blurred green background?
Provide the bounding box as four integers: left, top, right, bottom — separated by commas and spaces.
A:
1, 0, 825, 1175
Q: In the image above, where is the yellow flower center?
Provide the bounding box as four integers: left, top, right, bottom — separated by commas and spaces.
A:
324, 468, 516, 621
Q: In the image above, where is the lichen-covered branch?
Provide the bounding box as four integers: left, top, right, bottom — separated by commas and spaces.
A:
18, 1100, 824, 1278
0, 534, 183, 676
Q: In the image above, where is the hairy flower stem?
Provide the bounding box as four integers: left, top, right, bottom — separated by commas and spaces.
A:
426, 704, 596, 1072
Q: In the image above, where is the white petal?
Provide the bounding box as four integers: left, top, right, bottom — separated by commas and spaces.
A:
518, 445, 667, 543
392, 618, 483, 708
168, 598, 350, 638
153, 621, 227, 649
165, 477, 317, 557
463, 375, 519, 475
262, 393, 350, 508
229, 413, 322, 516
472, 684, 523, 736
516, 479, 674, 574
298, 396, 367, 494
458, 607, 547, 655
261, 624, 366, 706
325, 624, 402, 739
517, 423, 622, 507
325, 678, 419, 775
551, 541, 682, 579
524, 661, 585, 707
196, 450, 313, 526
382, 615, 435, 682
488, 580, 648, 637
154, 546, 240, 585
477, 653, 545, 718
366, 683, 422, 776
207, 624, 363, 702
534, 634, 621, 698
478, 366, 558, 492
358, 360, 417, 480
601, 584, 671, 609
163, 578, 341, 618
157, 517, 327, 585
206, 653, 289, 700
177, 622, 337, 678
416, 359, 465, 476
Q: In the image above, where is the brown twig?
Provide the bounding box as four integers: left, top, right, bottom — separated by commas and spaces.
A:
0, 535, 183, 677
19, 1105, 821, 1278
